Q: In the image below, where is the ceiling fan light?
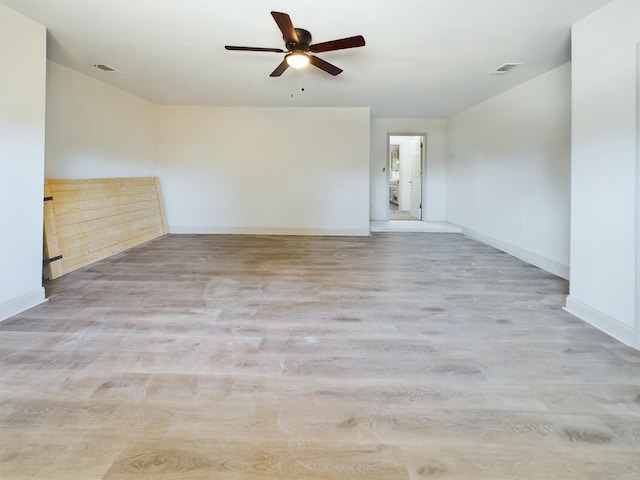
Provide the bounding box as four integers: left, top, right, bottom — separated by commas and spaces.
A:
286, 52, 310, 69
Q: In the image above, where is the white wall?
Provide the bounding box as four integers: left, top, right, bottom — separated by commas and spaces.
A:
447, 64, 572, 279
0, 5, 47, 320
566, 0, 640, 349
157, 106, 370, 236
44, 67, 369, 236
637, 44, 640, 349
45, 61, 158, 178
370, 119, 447, 221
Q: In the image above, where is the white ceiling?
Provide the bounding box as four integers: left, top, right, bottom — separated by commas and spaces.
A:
3, 0, 612, 118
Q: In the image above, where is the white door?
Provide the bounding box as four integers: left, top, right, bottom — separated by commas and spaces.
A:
409, 137, 423, 220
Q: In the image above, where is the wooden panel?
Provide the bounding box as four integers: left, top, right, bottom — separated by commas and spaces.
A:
43, 177, 168, 279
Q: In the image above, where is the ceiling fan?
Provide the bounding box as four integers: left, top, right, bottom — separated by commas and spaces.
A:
225, 11, 365, 77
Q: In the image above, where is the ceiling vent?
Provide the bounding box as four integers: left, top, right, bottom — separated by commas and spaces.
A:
93, 64, 121, 73
490, 63, 521, 76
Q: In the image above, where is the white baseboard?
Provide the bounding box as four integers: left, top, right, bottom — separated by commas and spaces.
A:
169, 225, 371, 237
0, 288, 47, 323
564, 296, 638, 349
461, 228, 570, 280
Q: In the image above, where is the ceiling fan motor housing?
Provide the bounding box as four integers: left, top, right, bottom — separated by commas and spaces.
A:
288, 28, 312, 51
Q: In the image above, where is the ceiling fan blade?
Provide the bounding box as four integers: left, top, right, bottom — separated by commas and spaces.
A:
225, 46, 285, 53
309, 35, 366, 53
271, 11, 299, 44
270, 60, 289, 77
309, 55, 343, 76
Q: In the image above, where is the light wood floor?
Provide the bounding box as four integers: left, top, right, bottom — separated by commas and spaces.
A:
388, 203, 417, 221
1, 233, 639, 479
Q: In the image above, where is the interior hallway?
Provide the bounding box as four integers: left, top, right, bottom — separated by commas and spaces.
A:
1, 233, 639, 479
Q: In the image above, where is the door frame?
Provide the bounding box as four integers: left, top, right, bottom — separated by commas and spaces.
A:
386, 133, 427, 221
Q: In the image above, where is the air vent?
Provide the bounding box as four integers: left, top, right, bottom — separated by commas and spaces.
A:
490, 63, 522, 76
93, 64, 121, 73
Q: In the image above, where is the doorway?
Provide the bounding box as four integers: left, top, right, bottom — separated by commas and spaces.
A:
388, 135, 424, 221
